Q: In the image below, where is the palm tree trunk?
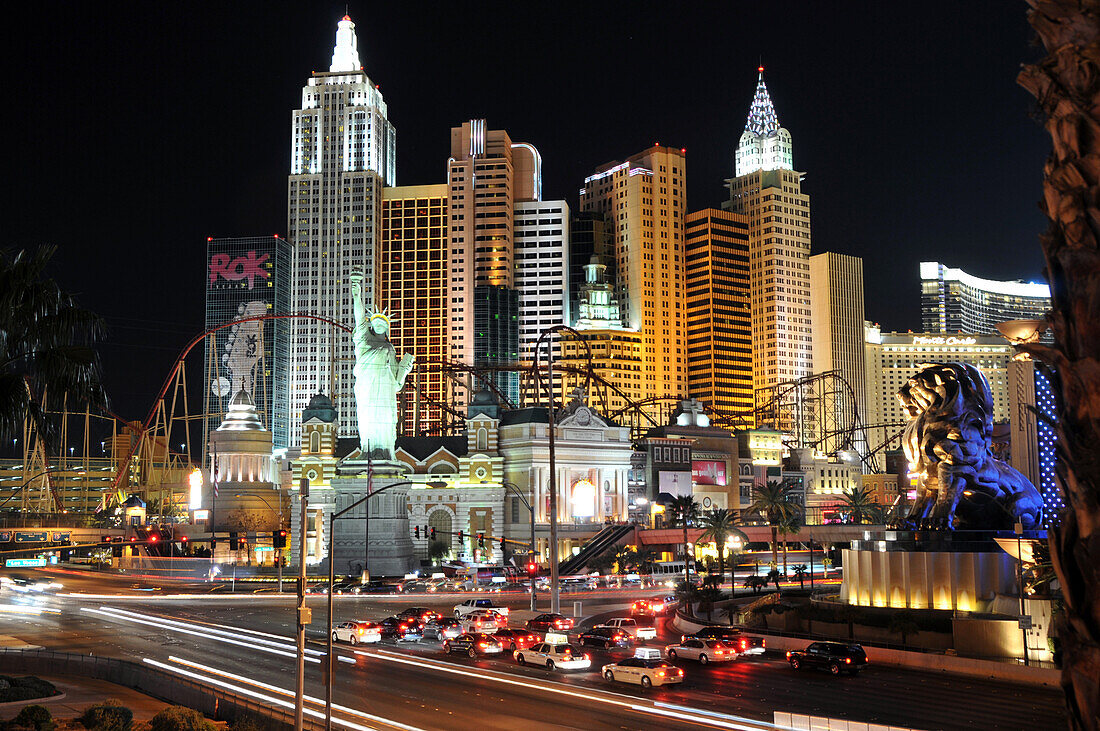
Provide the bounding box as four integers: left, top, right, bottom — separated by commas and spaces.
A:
717, 545, 725, 590
770, 525, 778, 567
1019, 3, 1100, 727
782, 537, 789, 579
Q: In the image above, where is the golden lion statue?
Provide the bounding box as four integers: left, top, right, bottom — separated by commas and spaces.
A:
898, 363, 1043, 530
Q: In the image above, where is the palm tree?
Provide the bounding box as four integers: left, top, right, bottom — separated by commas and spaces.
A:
838, 485, 886, 525
791, 564, 808, 589
697, 509, 746, 589
777, 512, 803, 580
612, 545, 638, 575
1019, 6, 1100, 722
667, 495, 699, 589
0, 246, 108, 446
747, 481, 803, 568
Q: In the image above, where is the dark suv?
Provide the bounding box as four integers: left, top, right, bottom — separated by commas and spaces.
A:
578, 626, 632, 649
787, 642, 868, 675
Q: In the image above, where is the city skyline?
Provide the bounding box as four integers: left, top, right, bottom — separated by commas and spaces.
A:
10, 3, 1049, 423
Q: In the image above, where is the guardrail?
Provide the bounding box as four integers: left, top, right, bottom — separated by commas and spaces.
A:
0, 649, 311, 729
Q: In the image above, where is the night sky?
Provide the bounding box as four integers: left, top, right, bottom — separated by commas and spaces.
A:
9, 1, 1050, 425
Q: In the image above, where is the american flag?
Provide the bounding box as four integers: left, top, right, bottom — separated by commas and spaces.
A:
213, 449, 220, 498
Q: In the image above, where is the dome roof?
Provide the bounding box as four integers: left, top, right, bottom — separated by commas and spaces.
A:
471, 388, 498, 405
216, 390, 265, 432
303, 392, 337, 424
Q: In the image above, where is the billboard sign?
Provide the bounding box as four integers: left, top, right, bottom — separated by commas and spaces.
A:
208, 251, 270, 290
658, 471, 692, 497
692, 460, 727, 486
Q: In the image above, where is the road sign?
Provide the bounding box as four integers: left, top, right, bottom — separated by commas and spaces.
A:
1019, 615, 1033, 630
0, 532, 10, 543
51, 532, 71, 542
15, 532, 48, 543
5, 558, 47, 568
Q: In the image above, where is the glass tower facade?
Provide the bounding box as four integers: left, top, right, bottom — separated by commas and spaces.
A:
204, 236, 292, 448
920, 261, 1051, 336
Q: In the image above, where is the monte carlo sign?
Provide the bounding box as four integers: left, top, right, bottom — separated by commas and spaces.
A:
912, 336, 977, 347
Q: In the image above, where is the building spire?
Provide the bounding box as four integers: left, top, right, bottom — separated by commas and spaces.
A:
329, 15, 362, 72
745, 66, 780, 137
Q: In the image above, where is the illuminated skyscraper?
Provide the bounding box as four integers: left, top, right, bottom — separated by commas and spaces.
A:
685, 209, 753, 419
920, 261, 1051, 335
515, 200, 570, 373
204, 236, 292, 449
725, 69, 813, 434
809, 252, 867, 455
580, 146, 689, 408
380, 185, 450, 435
446, 120, 541, 405
287, 16, 396, 443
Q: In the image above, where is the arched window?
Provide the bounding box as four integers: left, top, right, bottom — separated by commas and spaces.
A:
309, 431, 320, 454
477, 428, 487, 451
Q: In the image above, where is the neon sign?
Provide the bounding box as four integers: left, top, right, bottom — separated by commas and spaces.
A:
209, 251, 270, 290
912, 336, 977, 346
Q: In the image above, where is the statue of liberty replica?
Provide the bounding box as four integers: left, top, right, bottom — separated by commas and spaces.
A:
349, 269, 414, 467
326, 269, 414, 577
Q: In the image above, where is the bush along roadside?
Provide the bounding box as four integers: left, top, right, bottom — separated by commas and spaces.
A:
0, 678, 58, 704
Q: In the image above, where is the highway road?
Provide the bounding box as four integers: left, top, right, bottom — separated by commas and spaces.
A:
0, 570, 1069, 730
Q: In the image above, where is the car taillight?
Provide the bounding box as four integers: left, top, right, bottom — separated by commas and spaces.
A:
845, 657, 852, 664
357, 629, 363, 635
677, 669, 684, 676
741, 640, 748, 648
479, 642, 489, 648
681, 635, 687, 642
657, 671, 665, 677
716, 649, 724, 655
584, 654, 591, 661
786, 651, 792, 658
762, 639, 766, 647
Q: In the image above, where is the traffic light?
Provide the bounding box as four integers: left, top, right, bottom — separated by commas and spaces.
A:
274, 530, 287, 549
180, 536, 188, 544
230, 533, 239, 551
499, 536, 505, 552
148, 533, 158, 543
477, 533, 484, 548
527, 560, 538, 576
211, 538, 217, 549
429, 527, 436, 540
457, 530, 464, 542
414, 526, 420, 539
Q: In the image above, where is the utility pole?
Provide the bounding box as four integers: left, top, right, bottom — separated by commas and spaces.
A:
547, 332, 560, 615
295, 478, 309, 731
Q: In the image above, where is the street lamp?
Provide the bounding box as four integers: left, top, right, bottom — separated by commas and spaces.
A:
325, 479, 414, 731
233, 492, 285, 592
533, 324, 589, 614
501, 480, 537, 612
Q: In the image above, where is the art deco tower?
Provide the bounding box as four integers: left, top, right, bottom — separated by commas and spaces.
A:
725, 69, 812, 432
287, 16, 396, 443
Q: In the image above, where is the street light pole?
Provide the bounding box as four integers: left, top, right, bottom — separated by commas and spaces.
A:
234, 492, 284, 592
294, 479, 309, 731
325, 480, 413, 731
1016, 521, 1030, 667
502, 481, 537, 612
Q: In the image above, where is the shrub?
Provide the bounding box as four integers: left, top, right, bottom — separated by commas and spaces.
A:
228, 712, 281, 731
148, 707, 215, 731
0, 677, 58, 703
13, 705, 54, 731
79, 700, 133, 731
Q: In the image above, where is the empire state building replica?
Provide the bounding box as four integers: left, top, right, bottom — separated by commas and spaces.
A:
287, 16, 396, 444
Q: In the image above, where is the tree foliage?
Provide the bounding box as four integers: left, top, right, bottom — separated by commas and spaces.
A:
0, 246, 108, 446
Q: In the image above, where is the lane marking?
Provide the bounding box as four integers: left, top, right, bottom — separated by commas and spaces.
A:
161, 656, 422, 731
354, 647, 775, 730
82, 607, 319, 663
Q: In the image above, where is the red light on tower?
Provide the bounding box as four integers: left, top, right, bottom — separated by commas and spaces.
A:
758, 65, 764, 74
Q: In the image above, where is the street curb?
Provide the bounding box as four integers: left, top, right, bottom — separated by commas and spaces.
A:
0, 692, 66, 709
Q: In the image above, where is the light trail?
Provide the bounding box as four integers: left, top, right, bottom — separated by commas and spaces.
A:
159, 656, 422, 731
81, 607, 320, 663
354, 647, 778, 730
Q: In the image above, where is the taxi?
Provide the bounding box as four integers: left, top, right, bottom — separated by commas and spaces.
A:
602, 648, 684, 689
513, 632, 592, 672
602, 617, 657, 641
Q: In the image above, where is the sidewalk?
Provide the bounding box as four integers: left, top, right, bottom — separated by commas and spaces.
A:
0, 675, 170, 721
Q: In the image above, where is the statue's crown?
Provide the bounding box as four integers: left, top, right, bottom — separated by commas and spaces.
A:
369, 306, 390, 325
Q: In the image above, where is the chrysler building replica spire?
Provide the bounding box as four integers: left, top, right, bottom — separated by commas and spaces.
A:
287, 16, 397, 444
735, 67, 793, 176
725, 67, 814, 439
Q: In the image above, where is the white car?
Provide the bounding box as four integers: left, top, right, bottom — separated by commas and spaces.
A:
453, 598, 510, 619
602, 618, 657, 641
602, 648, 684, 688
665, 638, 736, 664
331, 621, 381, 645
460, 609, 507, 633
514, 641, 592, 671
